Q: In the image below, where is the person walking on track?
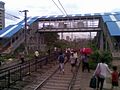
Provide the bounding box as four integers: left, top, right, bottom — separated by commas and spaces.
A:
58, 52, 65, 74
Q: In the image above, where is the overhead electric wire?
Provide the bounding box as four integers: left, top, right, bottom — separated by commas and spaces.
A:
51, 0, 65, 15
51, 0, 68, 40
5, 12, 20, 19
58, 0, 68, 16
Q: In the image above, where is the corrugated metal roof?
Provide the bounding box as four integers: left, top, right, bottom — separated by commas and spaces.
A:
114, 14, 120, 21
102, 13, 120, 22
1, 12, 120, 38
102, 15, 113, 22
106, 21, 120, 36
84, 14, 92, 16
27, 16, 39, 25
5, 24, 23, 38
102, 13, 120, 36
0, 25, 14, 36
0, 16, 39, 38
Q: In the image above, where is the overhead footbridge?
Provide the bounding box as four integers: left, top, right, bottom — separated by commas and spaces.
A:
0, 12, 120, 57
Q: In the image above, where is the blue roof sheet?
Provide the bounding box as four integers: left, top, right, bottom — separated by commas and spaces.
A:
84, 14, 91, 16
102, 14, 120, 36
114, 14, 120, 21
0, 16, 39, 38
0, 24, 24, 38
5, 24, 23, 38
103, 13, 112, 15
94, 13, 101, 15
114, 12, 120, 14
27, 16, 39, 25
106, 21, 120, 36
16, 17, 30, 25
40, 16, 47, 18
0, 25, 15, 36
102, 15, 113, 22
1, 12, 120, 38
74, 14, 82, 16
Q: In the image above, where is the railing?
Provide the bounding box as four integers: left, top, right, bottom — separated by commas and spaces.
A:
38, 27, 101, 33
0, 53, 56, 89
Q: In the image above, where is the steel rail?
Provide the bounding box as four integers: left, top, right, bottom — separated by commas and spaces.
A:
34, 60, 69, 90
33, 65, 59, 90
68, 63, 81, 90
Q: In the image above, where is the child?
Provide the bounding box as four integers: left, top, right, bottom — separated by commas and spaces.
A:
111, 66, 120, 89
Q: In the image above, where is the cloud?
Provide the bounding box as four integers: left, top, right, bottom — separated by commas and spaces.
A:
111, 8, 120, 12
2, 0, 120, 27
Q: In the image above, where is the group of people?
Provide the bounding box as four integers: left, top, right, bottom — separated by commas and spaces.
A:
57, 49, 79, 74
57, 48, 120, 90
18, 48, 120, 90
57, 48, 90, 74
92, 58, 120, 90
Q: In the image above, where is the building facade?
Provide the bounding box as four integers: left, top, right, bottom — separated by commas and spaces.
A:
0, 1, 5, 30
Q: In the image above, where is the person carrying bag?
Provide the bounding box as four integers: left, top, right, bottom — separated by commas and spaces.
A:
93, 59, 111, 90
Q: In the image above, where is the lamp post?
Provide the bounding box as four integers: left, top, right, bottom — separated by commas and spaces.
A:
19, 10, 29, 55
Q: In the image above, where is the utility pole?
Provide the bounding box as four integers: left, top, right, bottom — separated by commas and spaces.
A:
90, 32, 92, 48
19, 10, 29, 55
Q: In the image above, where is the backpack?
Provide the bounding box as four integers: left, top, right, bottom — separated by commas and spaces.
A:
58, 55, 64, 63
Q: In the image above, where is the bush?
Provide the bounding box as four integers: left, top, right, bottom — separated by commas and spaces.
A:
90, 50, 100, 63
100, 51, 112, 65
89, 50, 112, 69
89, 60, 97, 70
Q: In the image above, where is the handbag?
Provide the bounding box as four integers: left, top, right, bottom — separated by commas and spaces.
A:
89, 76, 97, 88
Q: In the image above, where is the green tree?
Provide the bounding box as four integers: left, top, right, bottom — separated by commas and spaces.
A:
54, 39, 70, 49
44, 33, 59, 49
100, 51, 112, 65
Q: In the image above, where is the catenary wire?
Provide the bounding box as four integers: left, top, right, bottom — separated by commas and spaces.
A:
51, 0, 65, 15
58, 0, 68, 15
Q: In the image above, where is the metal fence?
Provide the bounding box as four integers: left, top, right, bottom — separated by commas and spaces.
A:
0, 53, 55, 89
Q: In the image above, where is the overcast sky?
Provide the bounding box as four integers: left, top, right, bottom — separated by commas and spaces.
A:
1, 0, 120, 17
1, 0, 120, 25
1, 0, 120, 38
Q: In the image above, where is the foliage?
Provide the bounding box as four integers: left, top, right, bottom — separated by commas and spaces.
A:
90, 50, 100, 63
0, 55, 5, 62
90, 43, 98, 51
89, 50, 112, 69
89, 60, 97, 70
44, 33, 59, 49
89, 50, 100, 69
100, 51, 112, 65
53, 40, 70, 49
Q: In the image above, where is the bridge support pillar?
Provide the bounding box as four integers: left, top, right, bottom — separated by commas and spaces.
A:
100, 31, 104, 51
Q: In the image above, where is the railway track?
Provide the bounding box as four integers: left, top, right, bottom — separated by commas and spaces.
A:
22, 61, 59, 90
31, 62, 81, 90
1, 59, 94, 90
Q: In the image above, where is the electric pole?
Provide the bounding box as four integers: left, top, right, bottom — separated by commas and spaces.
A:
19, 10, 29, 55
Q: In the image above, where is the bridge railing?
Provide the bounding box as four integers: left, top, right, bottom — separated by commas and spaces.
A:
0, 53, 56, 89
